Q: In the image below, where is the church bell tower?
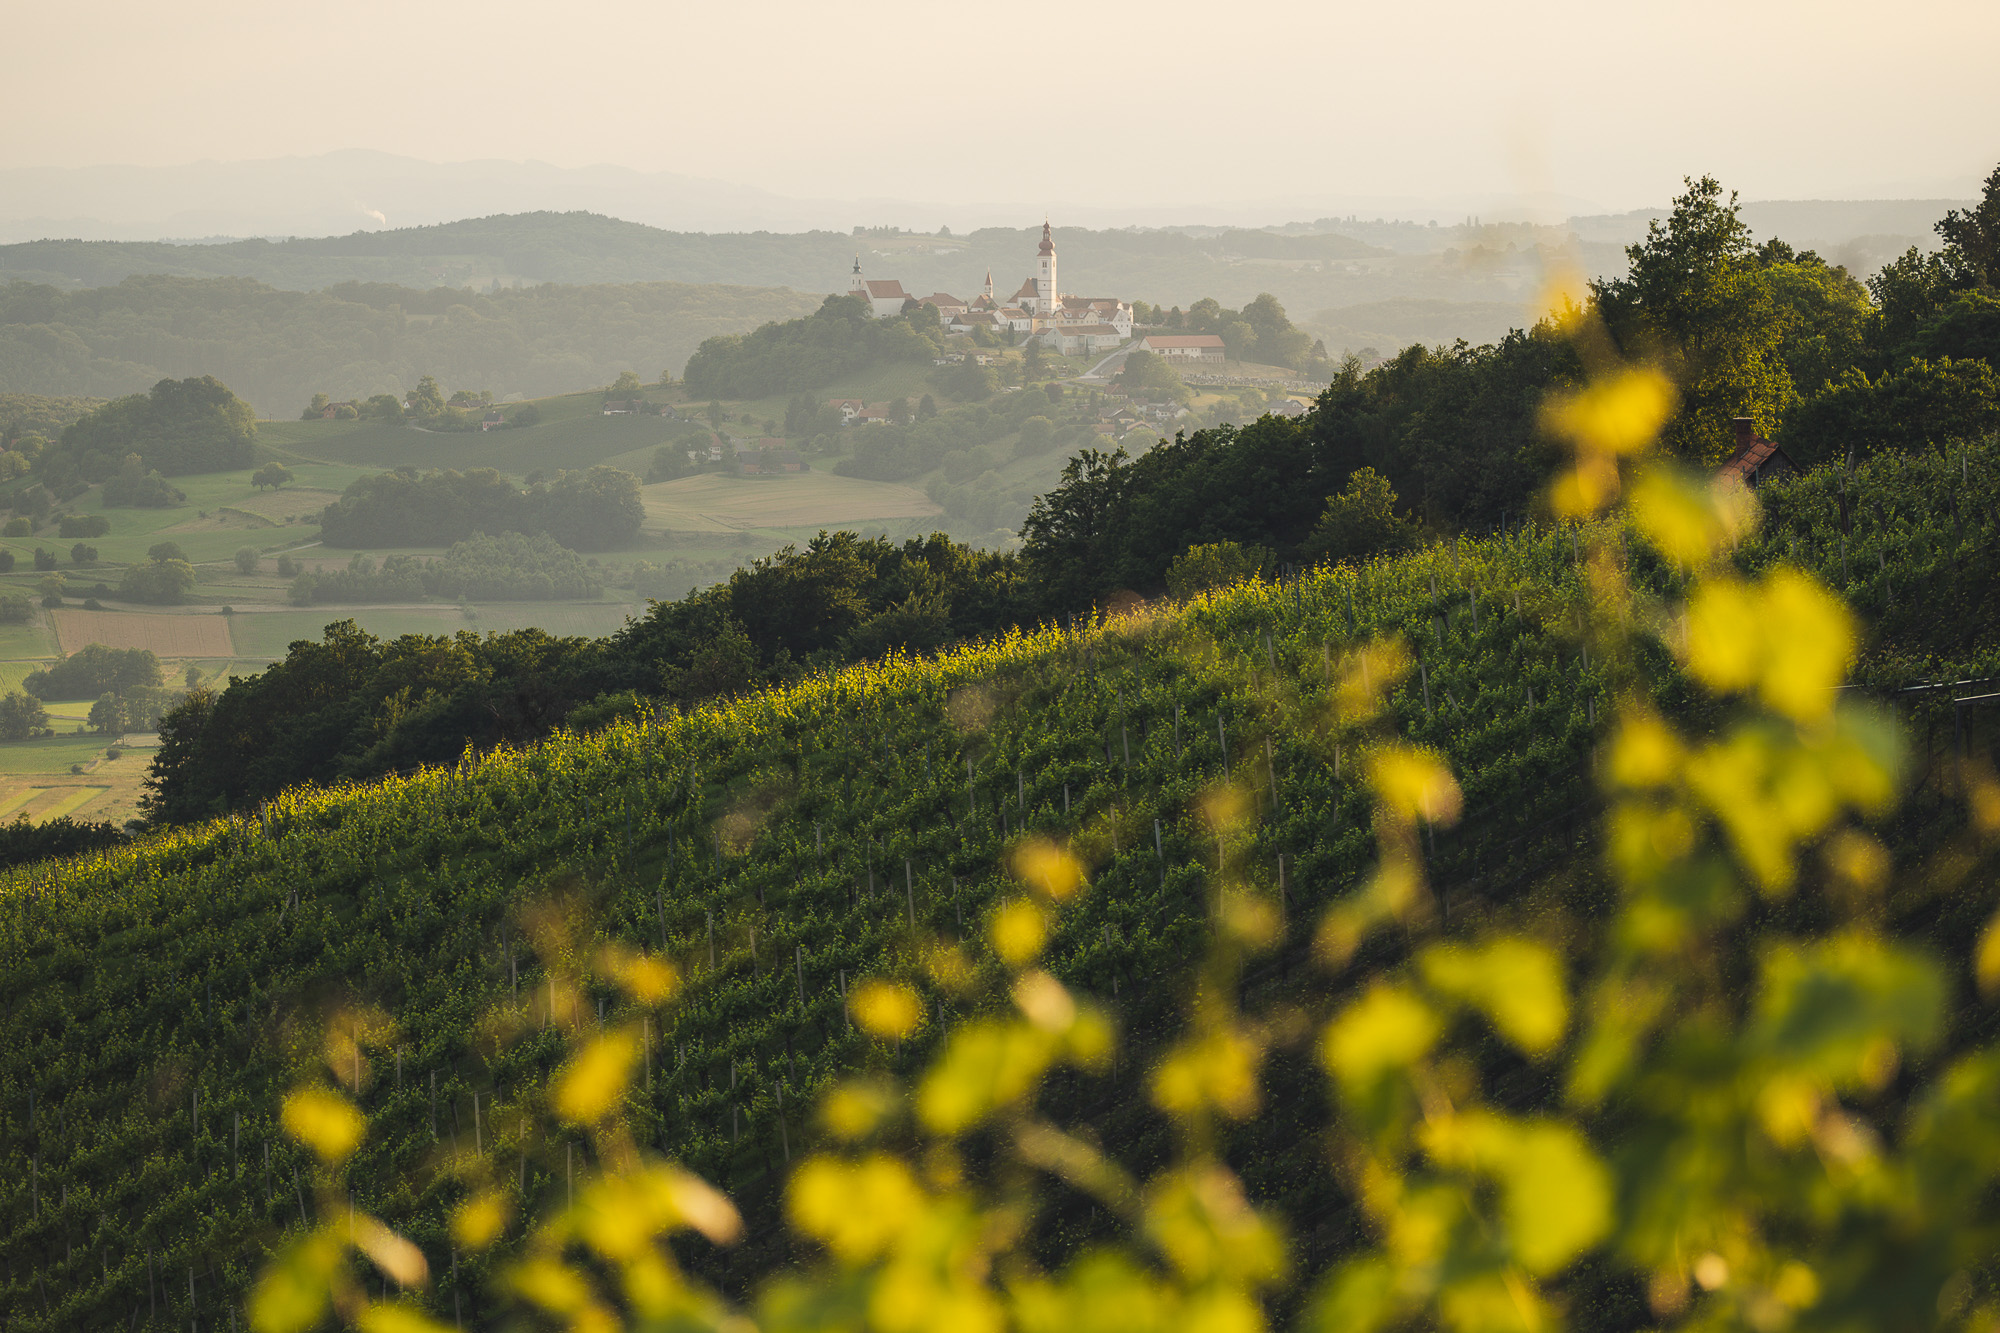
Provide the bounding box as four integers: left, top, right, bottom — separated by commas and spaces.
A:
1036, 220, 1057, 315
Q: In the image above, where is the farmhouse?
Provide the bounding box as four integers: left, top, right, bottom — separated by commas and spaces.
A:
1140, 334, 1226, 363
1718, 417, 1799, 489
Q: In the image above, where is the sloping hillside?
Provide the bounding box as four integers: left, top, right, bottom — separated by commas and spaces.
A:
0, 440, 1995, 1327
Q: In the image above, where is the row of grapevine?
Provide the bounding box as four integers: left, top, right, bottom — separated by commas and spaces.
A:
0, 441, 1994, 1327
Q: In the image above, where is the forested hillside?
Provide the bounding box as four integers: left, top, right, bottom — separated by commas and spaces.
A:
0, 276, 818, 416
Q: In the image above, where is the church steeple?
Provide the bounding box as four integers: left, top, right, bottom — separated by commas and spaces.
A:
1035, 219, 1057, 316
982, 267, 994, 299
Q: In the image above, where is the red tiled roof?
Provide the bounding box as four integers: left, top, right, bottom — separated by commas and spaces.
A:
1143, 335, 1224, 348
1718, 436, 1783, 484
862, 279, 909, 299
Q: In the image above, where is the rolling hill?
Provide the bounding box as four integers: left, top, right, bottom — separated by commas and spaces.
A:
0, 433, 1994, 1327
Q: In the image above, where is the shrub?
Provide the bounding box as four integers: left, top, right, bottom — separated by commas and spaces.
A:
57, 514, 110, 538
2, 518, 29, 537
119, 558, 197, 605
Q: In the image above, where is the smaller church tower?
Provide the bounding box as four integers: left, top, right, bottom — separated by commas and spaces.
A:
1036, 221, 1057, 315
982, 268, 994, 300
847, 254, 866, 299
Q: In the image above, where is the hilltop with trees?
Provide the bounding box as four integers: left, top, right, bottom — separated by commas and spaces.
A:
0, 275, 817, 416
681, 293, 946, 398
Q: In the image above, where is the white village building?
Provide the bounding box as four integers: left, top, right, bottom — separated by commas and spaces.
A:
845, 221, 1133, 342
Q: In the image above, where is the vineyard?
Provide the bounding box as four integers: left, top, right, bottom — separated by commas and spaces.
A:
0, 439, 1995, 1329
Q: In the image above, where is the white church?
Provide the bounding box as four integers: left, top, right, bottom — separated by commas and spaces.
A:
845, 222, 1133, 353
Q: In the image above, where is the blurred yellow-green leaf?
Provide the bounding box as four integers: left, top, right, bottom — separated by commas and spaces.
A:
1322, 983, 1439, 1103
554, 1028, 639, 1124
789, 1153, 925, 1263
1418, 937, 1568, 1058
852, 978, 924, 1040
248, 1231, 342, 1333
452, 1188, 512, 1252
990, 898, 1051, 968
280, 1087, 365, 1165
1421, 1111, 1612, 1275
918, 1019, 1058, 1134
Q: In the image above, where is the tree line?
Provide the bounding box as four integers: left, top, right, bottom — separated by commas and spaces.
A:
288, 532, 605, 605
138, 169, 2000, 824
316, 465, 644, 550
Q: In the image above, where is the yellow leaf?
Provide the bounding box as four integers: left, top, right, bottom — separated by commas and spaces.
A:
1012, 969, 1077, 1032
990, 898, 1050, 968
1756, 568, 1856, 722
1421, 1111, 1612, 1275
1607, 709, 1684, 789
1151, 1027, 1263, 1120
851, 979, 923, 1040
248, 1231, 342, 1333
1684, 578, 1762, 695
1013, 838, 1086, 901
451, 1189, 512, 1252
917, 1019, 1059, 1134
787, 1153, 925, 1263
1418, 937, 1569, 1057
554, 1029, 639, 1125
350, 1213, 428, 1287
621, 953, 680, 1005
1321, 984, 1439, 1100
1630, 466, 1757, 568
1366, 745, 1462, 827
1143, 1165, 1287, 1287
280, 1087, 365, 1165
664, 1166, 743, 1244
507, 1257, 593, 1315
820, 1077, 897, 1141
1541, 366, 1675, 457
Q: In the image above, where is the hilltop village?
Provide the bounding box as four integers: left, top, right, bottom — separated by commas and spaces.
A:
846, 221, 1143, 357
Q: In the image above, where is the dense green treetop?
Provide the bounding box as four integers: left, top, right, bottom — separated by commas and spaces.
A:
682, 294, 944, 398
41, 375, 255, 487
316, 465, 644, 551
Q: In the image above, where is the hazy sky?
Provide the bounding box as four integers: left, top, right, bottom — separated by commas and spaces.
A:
8, 0, 1996, 215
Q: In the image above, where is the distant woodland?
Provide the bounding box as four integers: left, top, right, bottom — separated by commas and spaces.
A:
0, 275, 817, 416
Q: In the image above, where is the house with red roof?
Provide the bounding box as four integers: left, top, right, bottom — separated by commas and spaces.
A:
1717, 417, 1799, 489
